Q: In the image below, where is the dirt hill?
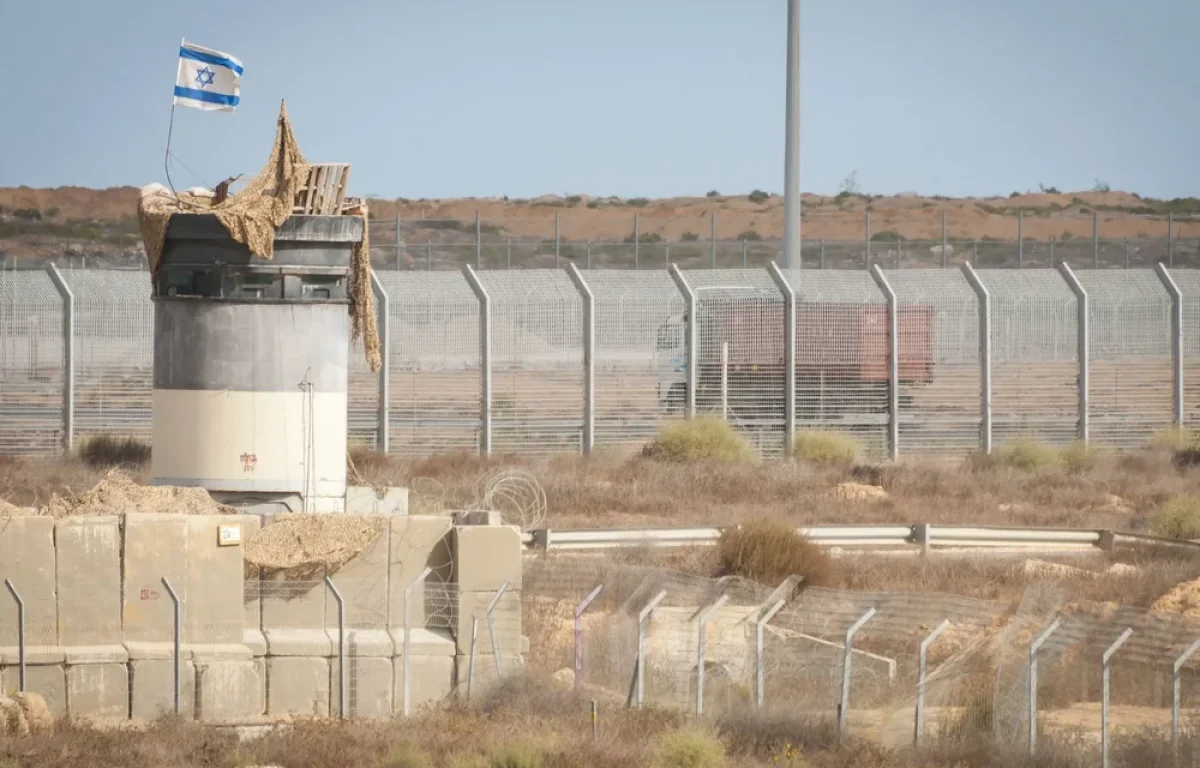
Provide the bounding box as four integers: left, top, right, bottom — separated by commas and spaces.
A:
1, 185, 1197, 265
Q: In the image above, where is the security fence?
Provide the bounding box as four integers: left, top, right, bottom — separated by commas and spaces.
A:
2, 263, 1200, 458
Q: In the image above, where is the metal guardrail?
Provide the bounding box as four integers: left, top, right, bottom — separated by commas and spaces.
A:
521, 524, 1200, 554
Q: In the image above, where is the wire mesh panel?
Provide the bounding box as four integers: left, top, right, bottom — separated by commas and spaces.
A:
685, 270, 787, 457
884, 270, 982, 456
978, 270, 1080, 447
584, 270, 684, 449
0, 269, 64, 455
783, 269, 889, 458
378, 272, 481, 455
347, 339, 379, 449
1172, 270, 1200, 431
479, 270, 583, 456
60, 269, 153, 445
1075, 270, 1173, 449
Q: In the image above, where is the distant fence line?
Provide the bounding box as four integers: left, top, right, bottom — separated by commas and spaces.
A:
2, 263, 1200, 459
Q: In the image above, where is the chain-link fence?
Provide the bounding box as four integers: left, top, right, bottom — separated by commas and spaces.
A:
3, 264, 1199, 459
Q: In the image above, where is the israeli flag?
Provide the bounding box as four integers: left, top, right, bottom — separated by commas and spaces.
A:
173, 40, 243, 112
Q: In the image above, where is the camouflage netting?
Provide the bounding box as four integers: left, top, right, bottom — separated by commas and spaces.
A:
137, 101, 380, 371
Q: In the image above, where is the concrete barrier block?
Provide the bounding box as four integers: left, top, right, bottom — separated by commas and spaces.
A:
325, 519, 389, 631
262, 572, 326, 632
125, 642, 192, 661
266, 656, 330, 716
244, 630, 267, 657
66, 663, 128, 719
331, 656, 393, 717
64, 645, 128, 665
131, 659, 196, 720
388, 627, 455, 659
0, 645, 65, 665
196, 659, 261, 722
1, 664, 66, 716
455, 591, 522, 656
452, 525, 523, 592
388, 516, 453, 628
238, 515, 263, 635
337, 629, 393, 658
265, 629, 332, 657
394, 655, 455, 712
123, 515, 189, 645
185, 516, 244, 645
55, 516, 121, 648
252, 657, 266, 716
0, 516, 57, 648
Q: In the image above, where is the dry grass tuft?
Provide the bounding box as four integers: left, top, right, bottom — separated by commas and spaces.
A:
642, 417, 755, 464
715, 516, 835, 587
1151, 494, 1200, 540
651, 728, 727, 768
792, 431, 860, 466
993, 438, 1062, 471
76, 434, 151, 468
1150, 427, 1199, 452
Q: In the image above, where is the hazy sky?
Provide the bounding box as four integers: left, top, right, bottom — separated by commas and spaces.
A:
1, 0, 1196, 199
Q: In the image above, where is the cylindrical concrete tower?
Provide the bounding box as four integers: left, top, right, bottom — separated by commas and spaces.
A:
150, 214, 364, 513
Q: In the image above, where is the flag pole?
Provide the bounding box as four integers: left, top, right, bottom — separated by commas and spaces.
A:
163, 38, 183, 197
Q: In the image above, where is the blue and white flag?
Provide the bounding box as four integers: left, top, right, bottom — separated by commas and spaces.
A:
173, 40, 243, 112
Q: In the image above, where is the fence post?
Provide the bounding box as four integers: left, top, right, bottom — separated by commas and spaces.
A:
695, 594, 729, 716
971, 239, 978, 267
370, 270, 390, 453
45, 263, 74, 453
1168, 212, 1174, 268
403, 566, 433, 716
1018, 210, 1024, 269
865, 209, 871, 268
1156, 263, 1184, 428
574, 585, 603, 695
463, 266, 492, 455
768, 262, 797, 456
586, 241, 592, 269
1028, 618, 1061, 756
634, 214, 639, 270
755, 598, 786, 710
555, 213, 561, 269
161, 577, 181, 716
1101, 628, 1133, 768
914, 619, 950, 746
636, 590, 668, 709
941, 209, 948, 269
837, 607, 876, 741
669, 265, 698, 419
486, 581, 509, 678
467, 615, 478, 700
4, 579, 24, 692
325, 576, 347, 719
1173, 637, 1200, 759
870, 266, 900, 461
962, 264, 993, 454
1058, 263, 1089, 443
475, 211, 481, 269
566, 264, 595, 455
711, 213, 717, 268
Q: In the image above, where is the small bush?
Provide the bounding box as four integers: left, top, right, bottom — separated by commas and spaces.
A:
488, 743, 544, 768
681, 231, 700, 241
386, 744, 434, 768
737, 230, 762, 242
994, 438, 1060, 471
1151, 427, 1198, 452
716, 516, 834, 587
1060, 440, 1104, 472
643, 417, 755, 463
626, 197, 651, 208
1152, 495, 1200, 540
706, 190, 720, 198
869, 230, 905, 242
748, 190, 770, 204
652, 728, 726, 768
793, 431, 860, 466
78, 435, 151, 468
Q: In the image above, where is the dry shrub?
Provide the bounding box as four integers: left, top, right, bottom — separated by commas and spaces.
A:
76, 434, 150, 468
715, 516, 835, 587
386, 744, 434, 768
488, 742, 544, 768
1152, 427, 1199, 452
1152, 494, 1200, 539
993, 438, 1061, 471
651, 728, 726, 768
643, 417, 755, 464
1059, 440, 1104, 472
793, 431, 860, 466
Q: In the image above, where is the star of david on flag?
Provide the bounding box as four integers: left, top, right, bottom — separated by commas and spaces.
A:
173, 40, 243, 112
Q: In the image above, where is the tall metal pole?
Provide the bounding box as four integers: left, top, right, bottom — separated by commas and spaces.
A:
46, 264, 74, 453
1101, 628, 1133, 768
781, 0, 801, 269
963, 265, 993, 454
4, 579, 24, 692
769, 262, 797, 456
325, 577, 347, 719
695, 594, 729, 715
871, 266, 899, 460
1059, 263, 1089, 443
574, 585, 603, 694
567, 265, 595, 454
463, 266, 492, 455
755, 598, 786, 709
636, 591, 668, 709
914, 619, 950, 746
1157, 263, 1184, 428
162, 577, 181, 715
838, 607, 876, 741
370, 271, 390, 453
1173, 637, 1200, 759
1028, 618, 1061, 756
